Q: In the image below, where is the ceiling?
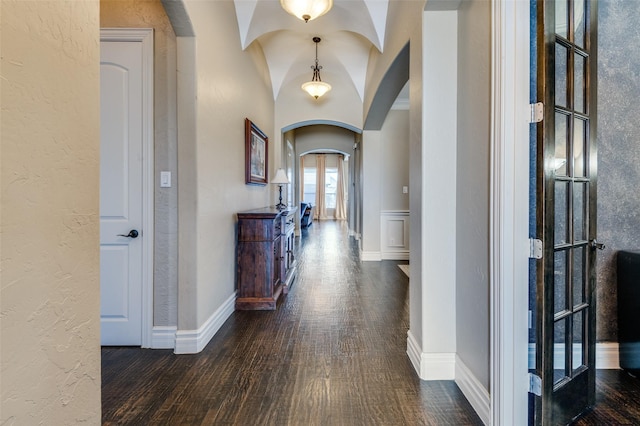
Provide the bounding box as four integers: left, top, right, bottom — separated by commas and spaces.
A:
233, 0, 390, 102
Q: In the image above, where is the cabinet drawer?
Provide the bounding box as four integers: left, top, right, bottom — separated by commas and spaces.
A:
238, 217, 279, 242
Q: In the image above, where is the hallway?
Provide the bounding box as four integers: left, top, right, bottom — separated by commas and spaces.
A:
102, 221, 482, 425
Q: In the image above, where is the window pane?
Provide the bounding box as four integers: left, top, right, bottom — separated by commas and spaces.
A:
555, 181, 569, 245
556, 0, 568, 38
555, 112, 569, 176
573, 247, 585, 307
574, 54, 586, 114
556, 43, 568, 108
573, 118, 587, 177
303, 168, 316, 204
574, 0, 586, 48
573, 182, 587, 242
573, 309, 586, 374
555, 250, 568, 314
554, 318, 568, 384
325, 168, 338, 209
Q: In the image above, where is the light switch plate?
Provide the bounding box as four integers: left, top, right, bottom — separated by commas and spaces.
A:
160, 171, 171, 188
402, 186, 408, 194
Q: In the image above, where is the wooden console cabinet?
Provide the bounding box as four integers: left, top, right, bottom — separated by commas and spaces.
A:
236, 207, 297, 310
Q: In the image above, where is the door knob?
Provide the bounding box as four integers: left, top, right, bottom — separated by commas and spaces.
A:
589, 239, 605, 250
118, 230, 139, 239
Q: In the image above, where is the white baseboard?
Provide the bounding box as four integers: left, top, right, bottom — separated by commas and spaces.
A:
527, 342, 620, 370
360, 250, 381, 261
407, 330, 422, 375
151, 326, 177, 349
174, 292, 236, 354
596, 342, 620, 369
406, 331, 455, 380
455, 355, 490, 426
381, 251, 410, 260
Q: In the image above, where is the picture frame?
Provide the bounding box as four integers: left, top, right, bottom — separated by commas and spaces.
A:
245, 118, 268, 185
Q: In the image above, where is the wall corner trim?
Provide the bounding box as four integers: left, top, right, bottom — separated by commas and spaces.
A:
360, 251, 382, 261
152, 326, 178, 349
174, 292, 236, 354
406, 331, 456, 380
455, 355, 490, 426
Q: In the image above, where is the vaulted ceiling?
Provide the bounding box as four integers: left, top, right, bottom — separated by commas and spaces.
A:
232, 0, 390, 101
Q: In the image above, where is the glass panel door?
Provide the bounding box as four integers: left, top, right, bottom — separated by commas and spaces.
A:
534, 0, 598, 424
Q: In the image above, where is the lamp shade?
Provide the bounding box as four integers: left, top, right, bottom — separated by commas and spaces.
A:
302, 81, 332, 99
271, 168, 290, 185
280, 0, 333, 22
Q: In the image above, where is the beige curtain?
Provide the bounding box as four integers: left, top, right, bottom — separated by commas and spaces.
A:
335, 154, 347, 220
315, 154, 326, 219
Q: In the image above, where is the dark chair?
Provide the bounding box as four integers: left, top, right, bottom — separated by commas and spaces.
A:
300, 202, 313, 227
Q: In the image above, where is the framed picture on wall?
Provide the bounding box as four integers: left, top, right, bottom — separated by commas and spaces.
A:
245, 118, 268, 185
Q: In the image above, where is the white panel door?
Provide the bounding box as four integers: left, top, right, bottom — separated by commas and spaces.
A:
100, 40, 143, 345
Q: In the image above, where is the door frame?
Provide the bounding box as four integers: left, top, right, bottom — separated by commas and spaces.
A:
490, 0, 531, 424
100, 28, 155, 348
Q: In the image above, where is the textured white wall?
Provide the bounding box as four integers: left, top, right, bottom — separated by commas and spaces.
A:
1, 0, 101, 422
101, 0, 179, 328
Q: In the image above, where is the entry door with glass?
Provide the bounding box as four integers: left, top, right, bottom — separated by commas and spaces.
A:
533, 0, 599, 424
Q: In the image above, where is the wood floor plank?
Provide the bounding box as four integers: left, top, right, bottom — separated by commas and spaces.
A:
102, 221, 481, 425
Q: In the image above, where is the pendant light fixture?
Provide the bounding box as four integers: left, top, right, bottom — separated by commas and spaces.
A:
301, 37, 331, 99
280, 0, 333, 23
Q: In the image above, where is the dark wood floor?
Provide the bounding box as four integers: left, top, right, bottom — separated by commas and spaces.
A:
102, 221, 640, 425
102, 221, 483, 425
574, 370, 640, 425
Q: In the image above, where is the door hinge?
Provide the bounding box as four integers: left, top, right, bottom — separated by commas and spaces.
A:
529, 102, 544, 123
529, 238, 543, 259
528, 373, 542, 396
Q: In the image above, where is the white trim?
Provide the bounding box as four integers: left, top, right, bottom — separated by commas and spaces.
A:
421, 352, 456, 380
152, 326, 177, 349
391, 98, 410, 111
360, 250, 382, 261
406, 331, 455, 380
456, 355, 491, 426
174, 292, 236, 354
489, 0, 530, 424
100, 28, 155, 349
381, 252, 409, 261
407, 330, 422, 374
527, 343, 621, 370
380, 210, 410, 260
597, 343, 621, 369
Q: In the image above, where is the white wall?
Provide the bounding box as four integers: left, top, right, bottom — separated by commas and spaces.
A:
179, 0, 274, 332
361, 109, 410, 260
295, 125, 356, 157
381, 109, 410, 211
101, 0, 179, 329
1, 0, 102, 422
456, 0, 491, 390
414, 10, 458, 378
362, 130, 383, 259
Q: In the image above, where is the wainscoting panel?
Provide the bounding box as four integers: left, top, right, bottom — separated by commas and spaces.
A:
381, 210, 410, 260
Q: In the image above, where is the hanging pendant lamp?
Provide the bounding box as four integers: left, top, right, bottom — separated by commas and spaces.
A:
301, 37, 331, 99
280, 0, 333, 23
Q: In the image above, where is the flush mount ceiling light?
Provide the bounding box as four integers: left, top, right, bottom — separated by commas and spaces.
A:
301, 37, 331, 99
280, 0, 333, 23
